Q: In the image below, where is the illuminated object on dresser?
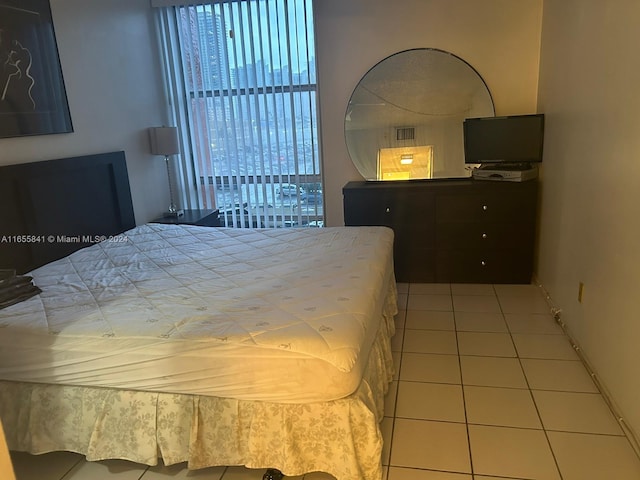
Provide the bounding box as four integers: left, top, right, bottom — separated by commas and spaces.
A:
377, 146, 433, 180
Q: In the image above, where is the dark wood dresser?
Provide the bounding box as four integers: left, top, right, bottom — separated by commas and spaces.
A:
343, 179, 538, 284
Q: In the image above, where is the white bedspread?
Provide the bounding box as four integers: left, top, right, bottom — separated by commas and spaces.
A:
0, 224, 395, 402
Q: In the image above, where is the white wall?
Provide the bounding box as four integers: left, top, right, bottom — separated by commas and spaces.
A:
537, 0, 640, 439
314, 0, 543, 226
0, 0, 169, 225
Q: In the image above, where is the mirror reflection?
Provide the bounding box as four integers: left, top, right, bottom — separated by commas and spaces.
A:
345, 48, 495, 181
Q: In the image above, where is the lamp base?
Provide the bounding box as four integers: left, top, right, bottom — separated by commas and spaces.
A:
163, 209, 184, 218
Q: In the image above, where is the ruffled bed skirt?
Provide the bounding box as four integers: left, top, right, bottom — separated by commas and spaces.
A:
0, 285, 397, 480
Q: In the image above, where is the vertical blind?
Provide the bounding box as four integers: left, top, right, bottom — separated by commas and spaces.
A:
155, 0, 322, 228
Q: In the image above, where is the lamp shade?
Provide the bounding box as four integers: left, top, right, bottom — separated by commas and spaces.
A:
149, 126, 180, 156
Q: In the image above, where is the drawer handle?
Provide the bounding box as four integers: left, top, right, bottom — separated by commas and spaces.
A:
482, 205, 488, 211
481, 260, 487, 266
482, 233, 488, 239
385, 207, 391, 213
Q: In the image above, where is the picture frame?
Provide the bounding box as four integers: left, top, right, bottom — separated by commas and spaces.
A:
0, 0, 73, 138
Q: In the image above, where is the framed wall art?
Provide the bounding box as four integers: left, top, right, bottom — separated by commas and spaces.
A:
0, 0, 73, 138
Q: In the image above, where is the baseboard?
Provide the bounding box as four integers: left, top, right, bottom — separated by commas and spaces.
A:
532, 274, 640, 459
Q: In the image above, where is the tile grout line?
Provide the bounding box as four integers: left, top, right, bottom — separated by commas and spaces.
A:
386, 313, 405, 480
58, 455, 87, 480
496, 285, 565, 480
137, 465, 150, 480
451, 287, 475, 478
384, 285, 411, 479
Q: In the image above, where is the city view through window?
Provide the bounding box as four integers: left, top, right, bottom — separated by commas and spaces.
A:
175, 0, 322, 228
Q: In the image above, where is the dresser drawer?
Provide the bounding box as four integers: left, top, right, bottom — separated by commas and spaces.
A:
394, 244, 436, 283
391, 191, 435, 227
344, 190, 434, 229
436, 191, 536, 223
344, 190, 401, 226
436, 222, 534, 249
436, 248, 534, 284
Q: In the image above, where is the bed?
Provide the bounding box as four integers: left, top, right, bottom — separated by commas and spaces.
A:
0, 152, 397, 480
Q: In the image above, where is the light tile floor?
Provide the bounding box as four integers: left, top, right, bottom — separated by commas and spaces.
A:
9, 283, 640, 480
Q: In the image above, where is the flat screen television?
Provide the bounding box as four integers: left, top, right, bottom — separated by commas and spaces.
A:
463, 114, 545, 164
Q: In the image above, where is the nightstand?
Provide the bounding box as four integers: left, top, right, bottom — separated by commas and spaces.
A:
151, 209, 221, 227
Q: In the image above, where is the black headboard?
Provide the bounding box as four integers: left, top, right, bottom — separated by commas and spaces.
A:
0, 151, 136, 274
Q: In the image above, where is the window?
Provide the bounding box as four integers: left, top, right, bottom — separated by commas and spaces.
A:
156, 0, 322, 228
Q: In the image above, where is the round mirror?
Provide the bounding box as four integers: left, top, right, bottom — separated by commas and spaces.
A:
345, 48, 495, 181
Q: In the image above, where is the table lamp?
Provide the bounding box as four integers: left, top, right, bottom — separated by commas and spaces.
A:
149, 126, 183, 217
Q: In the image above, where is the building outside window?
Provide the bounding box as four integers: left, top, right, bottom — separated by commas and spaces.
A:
158, 0, 322, 228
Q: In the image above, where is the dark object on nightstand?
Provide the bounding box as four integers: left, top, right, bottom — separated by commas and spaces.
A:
151, 209, 220, 227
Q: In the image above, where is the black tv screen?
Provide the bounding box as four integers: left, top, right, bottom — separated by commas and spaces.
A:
463, 114, 545, 164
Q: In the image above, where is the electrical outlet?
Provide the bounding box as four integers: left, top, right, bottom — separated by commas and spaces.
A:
578, 282, 584, 303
